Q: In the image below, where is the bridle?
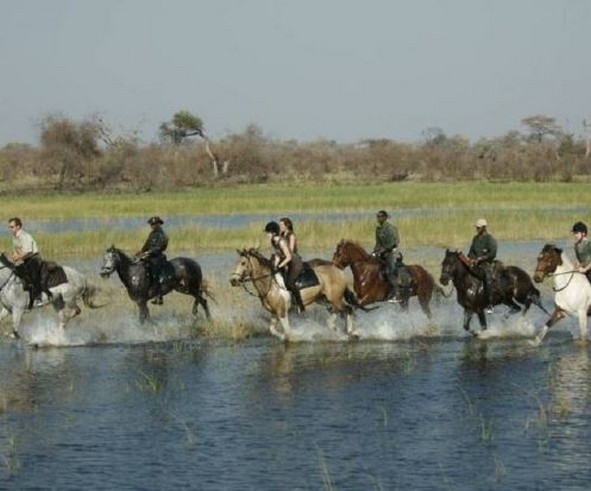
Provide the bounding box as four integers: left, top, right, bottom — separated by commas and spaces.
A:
232, 255, 276, 297
534, 254, 580, 292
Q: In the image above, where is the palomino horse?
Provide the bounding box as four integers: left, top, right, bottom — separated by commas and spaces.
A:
229, 248, 365, 341
99, 246, 212, 324
0, 257, 99, 340
439, 249, 547, 334
532, 244, 591, 345
331, 239, 445, 319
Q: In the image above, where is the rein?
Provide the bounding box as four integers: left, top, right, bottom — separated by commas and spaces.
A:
535, 268, 580, 292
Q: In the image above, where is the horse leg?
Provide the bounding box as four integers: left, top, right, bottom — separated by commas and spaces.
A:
463, 309, 474, 332
9, 308, 24, 339
192, 295, 211, 320
418, 292, 433, 319
476, 310, 487, 331
577, 309, 588, 342
138, 302, 150, 324
531, 308, 565, 346
326, 312, 338, 333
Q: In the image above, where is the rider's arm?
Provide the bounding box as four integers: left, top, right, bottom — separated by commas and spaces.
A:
276, 240, 292, 269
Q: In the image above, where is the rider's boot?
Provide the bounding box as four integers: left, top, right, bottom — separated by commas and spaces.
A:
292, 289, 305, 313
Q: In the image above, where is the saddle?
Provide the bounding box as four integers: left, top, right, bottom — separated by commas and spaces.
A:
42, 261, 68, 288
294, 262, 319, 289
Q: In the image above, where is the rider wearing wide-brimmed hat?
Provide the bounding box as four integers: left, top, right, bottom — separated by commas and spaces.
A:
136, 216, 169, 305
468, 218, 497, 314
572, 221, 591, 284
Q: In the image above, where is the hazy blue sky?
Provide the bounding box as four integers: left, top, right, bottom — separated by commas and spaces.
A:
2, 0, 590, 146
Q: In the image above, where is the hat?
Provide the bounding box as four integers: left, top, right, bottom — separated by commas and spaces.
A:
148, 216, 164, 225
474, 218, 487, 228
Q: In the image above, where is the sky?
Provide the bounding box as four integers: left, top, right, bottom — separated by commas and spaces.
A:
1, 0, 590, 146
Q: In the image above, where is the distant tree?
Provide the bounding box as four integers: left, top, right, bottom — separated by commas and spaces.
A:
159, 110, 225, 176
521, 115, 563, 143
39, 114, 103, 188
422, 127, 447, 146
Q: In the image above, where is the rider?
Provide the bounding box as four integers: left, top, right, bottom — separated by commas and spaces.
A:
279, 217, 298, 254
372, 210, 412, 302
136, 216, 169, 305
265, 220, 305, 313
468, 218, 497, 314
572, 221, 591, 284
8, 217, 47, 309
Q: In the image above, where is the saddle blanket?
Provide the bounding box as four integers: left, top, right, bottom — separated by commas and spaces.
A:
44, 261, 68, 288
294, 262, 319, 289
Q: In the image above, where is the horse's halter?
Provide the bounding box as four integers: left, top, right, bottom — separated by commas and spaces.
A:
231, 254, 276, 297
534, 253, 579, 292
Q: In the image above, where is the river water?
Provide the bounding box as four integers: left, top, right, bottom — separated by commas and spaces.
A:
1, 236, 590, 490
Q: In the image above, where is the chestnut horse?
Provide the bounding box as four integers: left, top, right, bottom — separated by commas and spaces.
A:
230, 248, 366, 341
532, 244, 591, 345
332, 239, 445, 319
439, 249, 547, 334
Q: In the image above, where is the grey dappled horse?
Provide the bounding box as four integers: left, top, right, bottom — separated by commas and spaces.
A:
0, 263, 99, 339
99, 246, 212, 324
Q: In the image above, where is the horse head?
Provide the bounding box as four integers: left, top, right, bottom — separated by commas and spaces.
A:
332, 239, 371, 268
439, 249, 463, 286
231, 248, 260, 286
533, 243, 562, 283
100, 245, 123, 278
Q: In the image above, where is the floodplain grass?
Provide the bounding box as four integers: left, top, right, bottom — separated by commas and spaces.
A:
0, 180, 588, 260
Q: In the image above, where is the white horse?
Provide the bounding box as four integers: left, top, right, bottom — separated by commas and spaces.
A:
0, 263, 99, 339
532, 244, 591, 345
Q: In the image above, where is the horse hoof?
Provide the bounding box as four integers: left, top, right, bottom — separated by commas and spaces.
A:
9, 330, 20, 340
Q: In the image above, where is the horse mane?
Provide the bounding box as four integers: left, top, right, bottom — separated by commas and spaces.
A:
340, 239, 372, 259
239, 247, 274, 270
108, 245, 134, 263
0, 252, 14, 270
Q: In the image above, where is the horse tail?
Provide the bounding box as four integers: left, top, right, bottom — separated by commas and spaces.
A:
528, 285, 550, 315
82, 282, 107, 309
201, 278, 218, 304
434, 283, 453, 300
344, 287, 376, 312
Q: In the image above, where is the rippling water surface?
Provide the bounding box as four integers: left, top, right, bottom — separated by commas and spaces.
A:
1, 239, 590, 490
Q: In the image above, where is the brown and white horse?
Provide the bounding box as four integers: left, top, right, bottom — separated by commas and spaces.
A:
230, 248, 364, 341
532, 244, 591, 345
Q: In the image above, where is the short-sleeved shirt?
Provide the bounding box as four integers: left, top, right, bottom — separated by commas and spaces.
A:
13, 229, 38, 259
575, 237, 591, 267
140, 228, 168, 257
374, 221, 399, 252
468, 231, 497, 262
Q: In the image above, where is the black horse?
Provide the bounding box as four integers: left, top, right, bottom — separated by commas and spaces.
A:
99, 246, 212, 324
439, 249, 547, 333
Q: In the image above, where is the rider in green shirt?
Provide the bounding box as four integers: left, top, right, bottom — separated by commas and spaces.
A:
136, 216, 169, 305
468, 218, 497, 314
572, 221, 591, 284
373, 210, 412, 302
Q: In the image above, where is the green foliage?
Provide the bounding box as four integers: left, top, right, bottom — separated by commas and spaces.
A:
159, 110, 204, 144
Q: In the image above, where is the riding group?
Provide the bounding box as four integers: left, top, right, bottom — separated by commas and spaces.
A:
4, 212, 591, 345
231, 211, 591, 345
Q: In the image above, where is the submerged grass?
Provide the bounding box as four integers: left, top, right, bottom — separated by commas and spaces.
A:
0, 181, 587, 260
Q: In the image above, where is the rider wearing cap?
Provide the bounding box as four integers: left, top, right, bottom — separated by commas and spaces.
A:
264, 220, 305, 313
373, 210, 412, 302
468, 218, 497, 314
572, 221, 591, 284
136, 216, 169, 305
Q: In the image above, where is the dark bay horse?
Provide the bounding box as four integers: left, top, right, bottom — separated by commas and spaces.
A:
332, 239, 446, 319
532, 244, 591, 345
230, 248, 366, 341
439, 249, 547, 334
99, 246, 212, 324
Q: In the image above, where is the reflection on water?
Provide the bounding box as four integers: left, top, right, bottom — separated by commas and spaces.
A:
0, 337, 590, 489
